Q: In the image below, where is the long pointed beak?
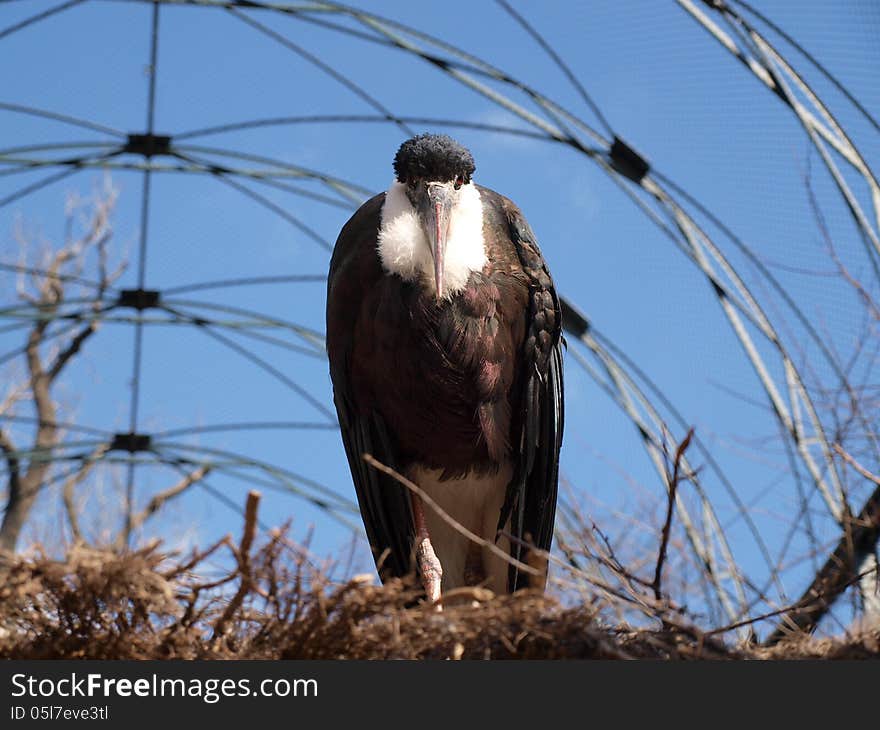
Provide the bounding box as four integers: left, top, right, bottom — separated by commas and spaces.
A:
423, 183, 454, 300
432, 200, 445, 299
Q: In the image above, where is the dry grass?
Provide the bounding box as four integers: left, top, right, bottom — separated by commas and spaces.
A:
1, 535, 877, 660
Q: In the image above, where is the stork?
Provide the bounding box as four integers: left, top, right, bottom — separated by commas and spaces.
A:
327, 134, 563, 602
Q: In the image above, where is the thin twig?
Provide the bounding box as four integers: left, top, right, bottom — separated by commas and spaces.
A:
653, 428, 694, 601
363, 457, 685, 620
116, 465, 212, 550
712, 564, 880, 640
765, 446, 880, 644
61, 443, 110, 542
834, 444, 880, 486
362, 454, 541, 580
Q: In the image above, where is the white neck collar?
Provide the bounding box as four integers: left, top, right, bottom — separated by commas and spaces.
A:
377, 181, 486, 297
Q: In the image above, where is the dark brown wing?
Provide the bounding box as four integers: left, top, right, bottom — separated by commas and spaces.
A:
482, 187, 564, 591
326, 193, 414, 580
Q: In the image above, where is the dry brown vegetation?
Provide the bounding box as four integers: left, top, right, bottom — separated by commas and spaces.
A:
1, 494, 877, 661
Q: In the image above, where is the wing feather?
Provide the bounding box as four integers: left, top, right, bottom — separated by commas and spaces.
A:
327, 193, 414, 580
333, 389, 414, 578
494, 198, 565, 591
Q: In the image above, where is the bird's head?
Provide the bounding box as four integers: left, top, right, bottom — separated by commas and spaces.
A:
393, 134, 476, 299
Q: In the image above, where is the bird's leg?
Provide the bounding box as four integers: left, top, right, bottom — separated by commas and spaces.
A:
411, 493, 443, 605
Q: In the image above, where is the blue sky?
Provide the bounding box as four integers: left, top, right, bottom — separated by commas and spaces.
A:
1, 0, 878, 629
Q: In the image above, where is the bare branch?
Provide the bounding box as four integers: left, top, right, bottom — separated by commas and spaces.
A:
212, 490, 261, 643
48, 322, 98, 382
49, 190, 123, 383
61, 443, 111, 543
1, 308, 60, 551
710, 563, 879, 639
806, 170, 880, 324
1, 185, 122, 552
0, 380, 32, 419
0, 429, 21, 506
653, 428, 694, 601
834, 444, 880, 487
116, 465, 212, 550
765, 445, 880, 644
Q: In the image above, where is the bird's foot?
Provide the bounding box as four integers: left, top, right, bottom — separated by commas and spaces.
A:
411, 493, 443, 609
416, 536, 443, 608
